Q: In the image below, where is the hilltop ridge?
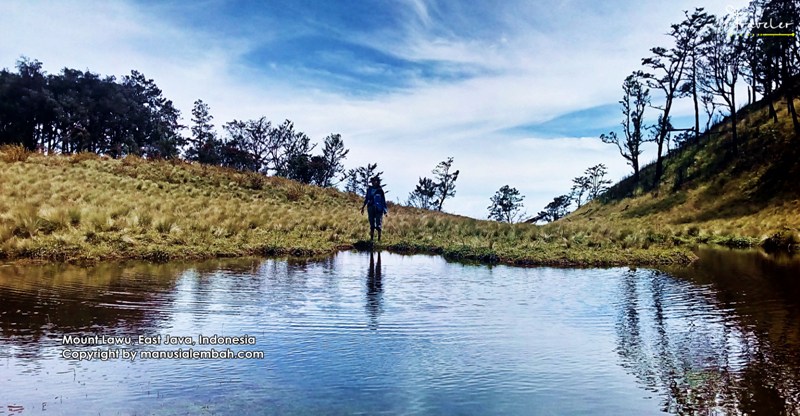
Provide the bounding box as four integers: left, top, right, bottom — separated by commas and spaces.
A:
0, 146, 694, 266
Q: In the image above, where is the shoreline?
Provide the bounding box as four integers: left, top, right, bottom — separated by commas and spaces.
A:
0, 239, 704, 268
9, 240, 797, 270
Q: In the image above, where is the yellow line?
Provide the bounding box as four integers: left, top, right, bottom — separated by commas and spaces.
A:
757, 33, 795, 37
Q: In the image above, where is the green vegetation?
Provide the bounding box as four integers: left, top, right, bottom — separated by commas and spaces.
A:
1, 88, 797, 267
1, 145, 700, 266
565, 95, 800, 254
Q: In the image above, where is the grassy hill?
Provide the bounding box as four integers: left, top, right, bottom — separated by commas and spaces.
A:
0, 146, 696, 267
0, 96, 797, 267
564, 95, 800, 251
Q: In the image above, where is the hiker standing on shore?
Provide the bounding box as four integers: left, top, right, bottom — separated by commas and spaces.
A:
360, 176, 387, 241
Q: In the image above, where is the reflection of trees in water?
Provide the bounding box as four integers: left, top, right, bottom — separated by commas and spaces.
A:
0, 258, 265, 359
2, 254, 355, 365
616, 271, 656, 389
0, 262, 179, 359
366, 251, 383, 330
616, 249, 800, 415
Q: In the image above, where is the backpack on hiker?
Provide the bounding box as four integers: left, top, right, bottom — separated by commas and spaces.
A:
370, 187, 386, 213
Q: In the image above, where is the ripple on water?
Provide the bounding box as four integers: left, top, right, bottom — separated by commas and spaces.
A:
2, 249, 800, 415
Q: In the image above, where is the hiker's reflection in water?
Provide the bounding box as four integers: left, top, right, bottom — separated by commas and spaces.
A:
366, 250, 383, 330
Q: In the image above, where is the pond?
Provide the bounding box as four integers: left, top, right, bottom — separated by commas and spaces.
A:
1, 248, 799, 415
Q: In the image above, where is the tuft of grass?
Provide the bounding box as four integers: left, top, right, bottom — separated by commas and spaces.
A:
155, 216, 176, 234
0, 144, 31, 163
70, 151, 101, 163
67, 208, 82, 226
136, 212, 153, 229
285, 183, 306, 202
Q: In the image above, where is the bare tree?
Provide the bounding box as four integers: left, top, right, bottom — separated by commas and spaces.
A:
533, 195, 571, 223
700, 92, 720, 133
642, 21, 693, 185
185, 99, 222, 165
699, 14, 745, 150
343, 163, 383, 195
677, 8, 716, 144
432, 157, 459, 211
570, 176, 591, 208
317, 133, 349, 187
601, 71, 650, 183
585, 164, 612, 201
764, 0, 800, 137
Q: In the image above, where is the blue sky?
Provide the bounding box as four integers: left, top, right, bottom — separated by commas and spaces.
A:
0, 0, 746, 219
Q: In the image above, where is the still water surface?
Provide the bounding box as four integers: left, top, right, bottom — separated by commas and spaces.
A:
1, 249, 799, 415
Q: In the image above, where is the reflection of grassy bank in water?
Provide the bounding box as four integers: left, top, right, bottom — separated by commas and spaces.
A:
0, 256, 271, 346
0, 145, 782, 267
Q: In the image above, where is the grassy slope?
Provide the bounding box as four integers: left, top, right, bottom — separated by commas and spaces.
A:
565, 95, 800, 249
1, 97, 797, 266
0, 149, 694, 266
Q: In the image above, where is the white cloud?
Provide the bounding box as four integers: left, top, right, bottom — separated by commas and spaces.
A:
0, 0, 749, 219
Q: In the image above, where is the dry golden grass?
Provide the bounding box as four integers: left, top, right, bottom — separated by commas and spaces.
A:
0, 147, 698, 266
2, 96, 798, 269
565, 97, 800, 250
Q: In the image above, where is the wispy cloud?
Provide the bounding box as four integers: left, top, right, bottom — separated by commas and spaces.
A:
0, 0, 747, 218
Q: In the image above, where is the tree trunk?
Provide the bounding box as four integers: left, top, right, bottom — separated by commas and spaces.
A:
768, 82, 779, 123
654, 97, 674, 188
22, 122, 36, 151
692, 53, 700, 144
769, 101, 778, 122
765, 65, 779, 123
730, 94, 738, 152
782, 47, 800, 138
789, 94, 800, 138
654, 140, 664, 188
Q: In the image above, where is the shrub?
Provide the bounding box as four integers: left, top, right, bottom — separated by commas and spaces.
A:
70, 152, 100, 163
286, 183, 305, 202
0, 144, 31, 163
761, 229, 800, 252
